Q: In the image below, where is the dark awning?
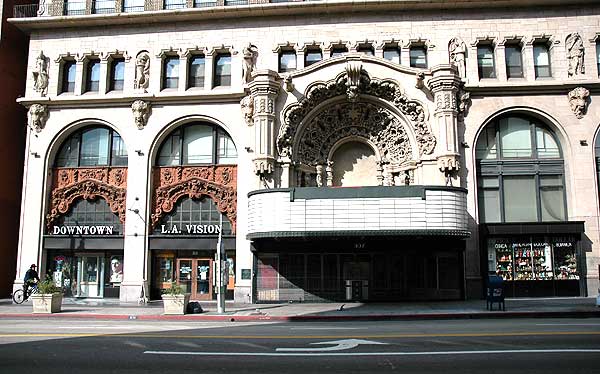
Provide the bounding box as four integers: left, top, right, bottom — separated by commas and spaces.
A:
481, 221, 585, 238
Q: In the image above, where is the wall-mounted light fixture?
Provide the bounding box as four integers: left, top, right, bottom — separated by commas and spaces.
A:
30, 151, 40, 158
580, 140, 588, 146
460, 141, 470, 148
135, 150, 144, 156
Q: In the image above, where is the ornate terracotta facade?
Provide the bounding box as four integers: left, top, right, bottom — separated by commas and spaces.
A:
46, 167, 128, 231
151, 165, 238, 233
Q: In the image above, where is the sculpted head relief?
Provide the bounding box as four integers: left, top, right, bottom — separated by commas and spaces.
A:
131, 100, 151, 129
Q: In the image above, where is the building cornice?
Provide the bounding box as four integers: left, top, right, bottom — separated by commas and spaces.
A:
9, 0, 599, 33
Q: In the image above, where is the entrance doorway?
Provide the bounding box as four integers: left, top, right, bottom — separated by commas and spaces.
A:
75, 255, 104, 298
176, 258, 213, 300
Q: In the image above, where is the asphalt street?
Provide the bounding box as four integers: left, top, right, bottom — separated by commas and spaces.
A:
0, 318, 598, 373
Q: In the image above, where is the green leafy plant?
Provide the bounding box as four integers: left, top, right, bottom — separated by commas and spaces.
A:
37, 275, 62, 294
163, 282, 184, 296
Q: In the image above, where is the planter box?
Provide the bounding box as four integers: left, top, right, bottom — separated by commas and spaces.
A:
162, 294, 191, 315
31, 293, 63, 314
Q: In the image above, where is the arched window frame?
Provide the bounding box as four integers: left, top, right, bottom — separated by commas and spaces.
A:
153, 196, 233, 235
156, 122, 237, 166
55, 126, 128, 167
476, 115, 567, 223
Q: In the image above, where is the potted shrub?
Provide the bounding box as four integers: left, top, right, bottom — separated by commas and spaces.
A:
161, 283, 191, 315
31, 276, 63, 314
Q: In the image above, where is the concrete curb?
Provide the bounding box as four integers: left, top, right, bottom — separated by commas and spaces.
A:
0, 310, 599, 322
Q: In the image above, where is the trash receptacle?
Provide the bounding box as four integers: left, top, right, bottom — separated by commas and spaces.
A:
486, 275, 505, 311
345, 280, 368, 301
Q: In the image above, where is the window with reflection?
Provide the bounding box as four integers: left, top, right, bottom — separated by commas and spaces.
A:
213, 53, 231, 87
157, 123, 237, 166
357, 44, 374, 56
533, 43, 551, 78
330, 45, 348, 57
278, 50, 297, 73
383, 46, 400, 64
55, 126, 128, 167
409, 46, 427, 68
476, 115, 565, 223
85, 59, 101, 92
477, 44, 496, 79
153, 196, 233, 235
109, 58, 125, 91
188, 55, 205, 88
60, 60, 76, 94
162, 56, 179, 89
304, 48, 322, 67
505, 44, 523, 78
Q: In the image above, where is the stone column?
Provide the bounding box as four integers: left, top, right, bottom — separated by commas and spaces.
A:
248, 70, 280, 186
99, 57, 109, 94
428, 64, 462, 186
178, 51, 188, 93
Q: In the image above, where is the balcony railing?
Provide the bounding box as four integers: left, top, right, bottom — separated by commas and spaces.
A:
11, 0, 320, 18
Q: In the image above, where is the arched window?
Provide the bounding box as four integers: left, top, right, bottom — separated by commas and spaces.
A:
53, 198, 123, 235
476, 115, 566, 223
156, 122, 237, 166
55, 126, 127, 167
153, 196, 233, 235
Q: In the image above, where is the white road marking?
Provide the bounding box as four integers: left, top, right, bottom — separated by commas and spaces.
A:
536, 324, 600, 326
144, 348, 600, 357
276, 339, 387, 352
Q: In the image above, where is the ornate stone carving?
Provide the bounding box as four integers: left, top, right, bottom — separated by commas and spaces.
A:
278, 71, 435, 159
242, 44, 259, 84
415, 72, 425, 89
284, 75, 294, 92
131, 100, 151, 129
448, 38, 466, 79
151, 166, 237, 233
32, 51, 49, 96
345, 61, 364, 102
566, 33, 585, 77
435, 92, 457, 111
296, 101, 413, 166
46, 167, 127, 231
134, 51, 150, 91
241, 94, 254, 126
568, 87, 590, 119
458, 90, 471, 115
27, 104, 48, 133
253, 158, 274, 175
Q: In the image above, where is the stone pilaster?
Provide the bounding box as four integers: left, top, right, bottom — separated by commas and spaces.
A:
428, 64, 462, 185
248, 70, 280, 185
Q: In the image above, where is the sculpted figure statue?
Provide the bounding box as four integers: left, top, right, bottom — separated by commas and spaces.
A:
566, 33, 585, 77
242, 44, 258, 84
240, 95, 254, 126
134, 52, 151, 91
32, 51, 49, 96
449, 38, 466, 79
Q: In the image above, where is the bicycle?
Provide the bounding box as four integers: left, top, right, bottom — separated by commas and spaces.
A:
12, 284, 39, 304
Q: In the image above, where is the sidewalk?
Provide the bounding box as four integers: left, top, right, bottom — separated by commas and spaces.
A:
0, 297, 598, 321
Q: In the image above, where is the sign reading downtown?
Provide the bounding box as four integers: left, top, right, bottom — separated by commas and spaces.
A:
52, 225, 117, 235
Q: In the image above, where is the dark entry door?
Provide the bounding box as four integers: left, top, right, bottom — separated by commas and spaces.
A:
176, 258, 213, 300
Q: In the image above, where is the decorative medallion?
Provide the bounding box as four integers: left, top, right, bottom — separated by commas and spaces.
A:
151, 165, 237, 233
131, 100, 151, 129
27, 103, 49, 133
568, 86, 590, 119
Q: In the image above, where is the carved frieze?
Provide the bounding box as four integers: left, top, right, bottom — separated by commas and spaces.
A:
568, 86, 590, 119
277, 71, 435, 160
27, 104, 48, 133
46, 167, 128, 231
297, 101, 413, 166
151, 166, 237, 233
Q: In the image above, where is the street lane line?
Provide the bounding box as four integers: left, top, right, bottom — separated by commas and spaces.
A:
536, 324, 600, 326
1, 331, 600, 339
144, 349, 600, 357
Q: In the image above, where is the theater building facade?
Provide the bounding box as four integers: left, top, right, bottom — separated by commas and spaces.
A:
10, 0, 600, 302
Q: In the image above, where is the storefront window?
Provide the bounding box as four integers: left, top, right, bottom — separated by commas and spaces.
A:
153, 196, 233, 235
52, 198, 123, 235
488, 236, 578, 282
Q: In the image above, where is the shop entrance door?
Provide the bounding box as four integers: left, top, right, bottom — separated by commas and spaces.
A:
176, 258, 213, 300
75, 255, 104, 298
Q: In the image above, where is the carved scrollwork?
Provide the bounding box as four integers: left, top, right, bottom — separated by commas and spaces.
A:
296, 102, 412, 166
151, 166, 237, 233
46, 167, 128, 231
277, 71, 435, 160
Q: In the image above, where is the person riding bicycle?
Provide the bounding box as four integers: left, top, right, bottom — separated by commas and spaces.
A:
23, 264, 40, 298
